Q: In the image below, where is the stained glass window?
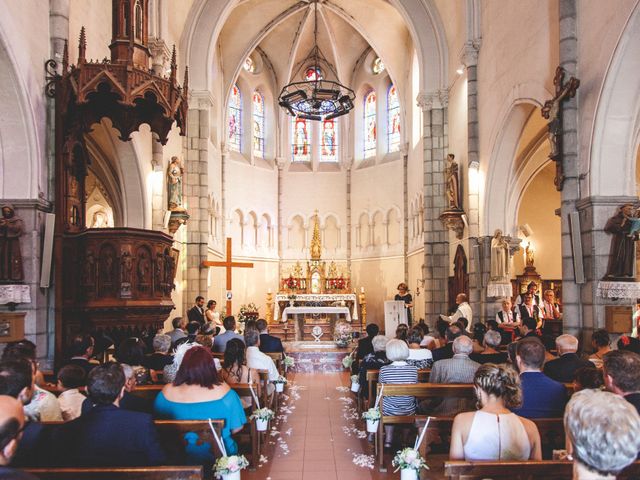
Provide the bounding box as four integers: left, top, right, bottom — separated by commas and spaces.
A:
388, 84, 400, 152
372, 57, 385, 75
228, 84, 242, 152
292, 117, 311, 162
305, 66, 323, 81
364, 91, 377, 158
252, 91, 264, 158
321, 119, 338, 162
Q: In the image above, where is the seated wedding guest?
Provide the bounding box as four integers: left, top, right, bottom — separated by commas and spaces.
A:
244, 318, 258, 333
495, 299, 520, 344
220, 339, 261, 409
213, 316, 245, 353
120, 364, 152, 413
573, 365, 604, 392
470, 330, 508, 365
379, 339, 418, 448
167, 316, 187, 346
163, 342, 199, 384
356, 323, 379, 364
406, 328, 433, 369
420, 336, 480, 416
256, 318, 284, 353
0, 395, 38, 480
617, 335, 640, 354
395, 324, 409, 343
0, 341, 44, 388
564, 389, 640, 480
174, 321, 201, 348
53, 362, 165, 467
115, 337, 150, 385
518, 294, 541, 329
515, 281, 541, 306
449, 363, 541, 461
2, 344, 62, 422
245, 329, 278, 394
471, 323, 487, 353
518, 316, 539, 340
142, 334, 174, 373
588, 329, 611, 369
432, 323, 464, 362
418, 323, 440, 349
511, 338, 567, 418
62, 334, 96, 377
442, 294, 473, 332
543, 334, 592, 383
358, 335, 390, 399
154, 346, 246, 458
56, 365, 86, 421
195, 330, 214, 351
602, 349, 640, 414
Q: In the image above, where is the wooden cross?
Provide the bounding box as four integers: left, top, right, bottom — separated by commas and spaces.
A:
201, 237, 254, 316
541, 66, 580, 191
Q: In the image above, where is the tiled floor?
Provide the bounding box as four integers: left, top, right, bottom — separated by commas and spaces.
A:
243, 371, 394, 480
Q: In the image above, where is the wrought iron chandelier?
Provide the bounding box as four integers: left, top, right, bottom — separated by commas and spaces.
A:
278, 0, 355, 121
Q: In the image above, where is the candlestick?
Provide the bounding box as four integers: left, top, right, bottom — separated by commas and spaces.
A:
360, 286, 365, 293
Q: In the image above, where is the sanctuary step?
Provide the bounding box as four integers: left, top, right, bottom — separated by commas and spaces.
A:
283, 341, 352, 373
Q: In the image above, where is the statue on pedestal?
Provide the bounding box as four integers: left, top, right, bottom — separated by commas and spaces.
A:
525, 242, 535, 268
446, 154, 461, 211
603, 204, 638, 280
167, 156, 185, 211
0, 205, 24, 283
490, 230, 510, 282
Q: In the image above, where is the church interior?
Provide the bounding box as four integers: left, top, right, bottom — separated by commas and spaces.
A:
1, 0, 640, 479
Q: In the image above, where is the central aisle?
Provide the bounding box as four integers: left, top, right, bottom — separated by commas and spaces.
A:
245, 372, 390, 480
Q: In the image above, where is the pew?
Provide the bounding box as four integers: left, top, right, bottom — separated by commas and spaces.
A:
444, 460, 640, 480
25, 466, 203, 480
364, 369, 431, 412
265, 351, 284, 375
155, 420, 225, 465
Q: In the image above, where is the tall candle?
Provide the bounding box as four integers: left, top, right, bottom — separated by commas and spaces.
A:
268, 288, 272, 294
361, 286, 365, 293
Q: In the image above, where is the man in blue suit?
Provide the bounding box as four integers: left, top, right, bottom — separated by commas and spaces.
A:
257, 318, 284, 353
52, 362, 165, 467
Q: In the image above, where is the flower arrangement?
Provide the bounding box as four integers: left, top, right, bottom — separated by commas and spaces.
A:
237, 303, 259, 324
334, 320, 353, 348
350, 374, 360, 393
392, 448, 429, 473
214, 454, 249, 479
327, 276, 347, 290
249, 407, 275, 421
283, 355, 295, 369
273, 374, 287, 392
342, 355, 354, 369
284, 276, 300, 290
362, 407, 381, 421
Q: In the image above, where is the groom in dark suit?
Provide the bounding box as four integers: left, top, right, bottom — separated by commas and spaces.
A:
187, 295, 206, 325
257, 318, 284, 353
51, 362, 165, 467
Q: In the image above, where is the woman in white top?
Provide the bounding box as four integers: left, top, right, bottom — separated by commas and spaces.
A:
406, 328, 433, 369
449, 363, 541, 461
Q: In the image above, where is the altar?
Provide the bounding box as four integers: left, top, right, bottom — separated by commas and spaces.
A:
269, 212, 365, 342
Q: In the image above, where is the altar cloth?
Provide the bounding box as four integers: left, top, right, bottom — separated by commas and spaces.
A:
280, 306, 351, 323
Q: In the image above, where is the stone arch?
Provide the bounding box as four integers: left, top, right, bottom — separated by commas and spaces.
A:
246, 210, 258, 248
258, 213, 271, 249
387, 206, 402, 245
372, 210, 385, 246
231, 208, 244, 249
357, 211, 370, 248
288, 214, 305, 252
590, 1, 640, 198
323, 214, 340, 251
0, 21, 40, 199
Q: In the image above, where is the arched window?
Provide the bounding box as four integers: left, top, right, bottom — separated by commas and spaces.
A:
228, 85, 242, 152
388, 84, 400, 152
364, 91, 377, 158
320, 119, 338, 162
134, 0, 143, 40
252, 91, 265, 158
292, 117, 311, 162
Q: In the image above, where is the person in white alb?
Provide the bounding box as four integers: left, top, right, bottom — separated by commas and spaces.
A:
244, 329, 279, 395
540, 289, 562, 321
442, 293, 473, 332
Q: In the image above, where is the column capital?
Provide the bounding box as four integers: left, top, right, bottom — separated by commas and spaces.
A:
459, 41, 480, 68
148, 38, 170, 63
189, 89, 215, 110
220, 143, 230, 155
417, 91, 449, 111
275, 157, 287, 169
340, 156, 354, 170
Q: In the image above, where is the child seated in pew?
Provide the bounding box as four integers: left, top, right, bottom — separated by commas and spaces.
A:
449, 363, 542, 461
56, 365, 86, 421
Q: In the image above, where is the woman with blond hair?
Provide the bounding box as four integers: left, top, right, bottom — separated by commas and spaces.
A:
449, 363, 541, 461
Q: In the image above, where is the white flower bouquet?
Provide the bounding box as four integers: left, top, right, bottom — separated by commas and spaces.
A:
333, 320, 352, 348
250, 407, 274, 431
350, 374, 360, 393
283, 355, 295, 369
362, 407, 381, 432
273, 375, 287, 392
342, 355, 354, 369
214, 454, 249, 479
392, 447, 429, 478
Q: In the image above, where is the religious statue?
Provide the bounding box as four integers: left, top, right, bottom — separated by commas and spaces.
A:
292, 261, 304, 278
120, 252, 132, 285
137, 250, 151, 285
82, 251, 96, 286
167, 156, 185, 211
603, 204, 639, 280
525, 242, 535, 267
446, 154, 461, 210
328, 260, 338, 278
90, 209, 109, 228
0, 204, 24, 283
155, 253, 164, 288
164, 251, 175, 292
310, 212, 322, 260
490, 229, 510, 282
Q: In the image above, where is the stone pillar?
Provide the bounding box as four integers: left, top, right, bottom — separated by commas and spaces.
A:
151, 135, 166, 231
402, 144, 409, 283
418, 91, 450, 325
182, 92, 212, 314
276, 157, 285, 280
148, 39, 170, 76
558, 0, 582, 339
49, 0, 69, 71
343, 157, 353, 275
221, 144, 230, 241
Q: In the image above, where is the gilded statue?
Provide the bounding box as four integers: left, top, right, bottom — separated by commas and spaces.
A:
490, 229, 510, 282
446, 154, 461, 210
0, 204, 24, 283
525, 242, 535, 267
167, 156, 185, 211
310, 212, 322, 260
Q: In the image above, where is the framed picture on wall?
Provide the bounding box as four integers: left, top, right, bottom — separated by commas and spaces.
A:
0, 312, 25, 343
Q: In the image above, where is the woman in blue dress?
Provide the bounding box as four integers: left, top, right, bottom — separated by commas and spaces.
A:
153, 346, 247, 463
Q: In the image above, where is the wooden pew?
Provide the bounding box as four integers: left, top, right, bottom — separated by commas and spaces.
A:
265, 351, 284, 375
444, 460, 640, 480
364, 369, 431, 412
155, 420, 224, 465
25, 466, 203, 480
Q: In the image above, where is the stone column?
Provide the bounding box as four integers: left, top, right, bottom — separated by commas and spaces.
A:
402, 144, 409, 283
276, 157, 285, 280
343, 157, 353, 274
220, 144, 230, 241
418, 91, 450, 325
150, 135, 165, 231
182, 91, 212, 314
